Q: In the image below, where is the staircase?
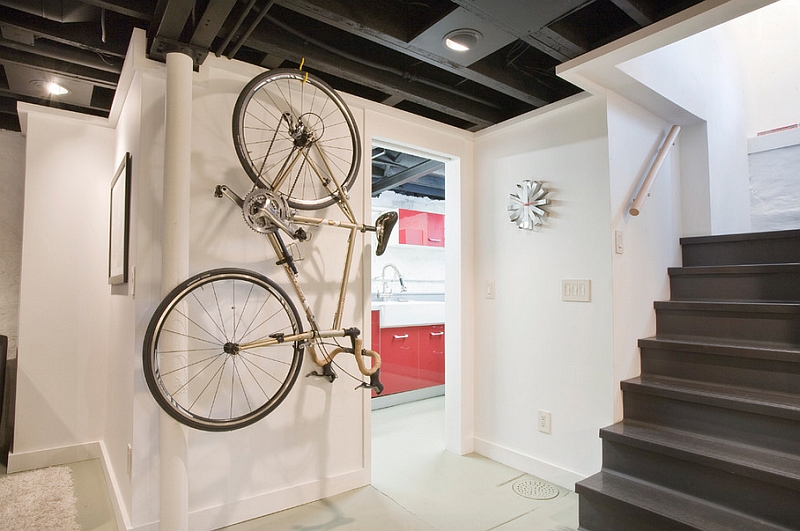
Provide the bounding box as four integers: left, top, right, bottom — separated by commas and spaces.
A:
576, 228, 800, 531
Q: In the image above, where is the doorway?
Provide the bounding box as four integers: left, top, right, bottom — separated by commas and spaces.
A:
369, 144, 446, 410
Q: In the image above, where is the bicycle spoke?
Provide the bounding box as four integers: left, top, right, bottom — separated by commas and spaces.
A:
233, 69, 359, 210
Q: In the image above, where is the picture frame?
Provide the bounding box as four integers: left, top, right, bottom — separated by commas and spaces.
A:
109, 152, 131, 285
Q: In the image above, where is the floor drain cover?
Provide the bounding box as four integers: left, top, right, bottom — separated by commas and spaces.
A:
512, 479, 560, 500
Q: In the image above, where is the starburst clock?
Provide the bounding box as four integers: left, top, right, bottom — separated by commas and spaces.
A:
508, 180, 550, 230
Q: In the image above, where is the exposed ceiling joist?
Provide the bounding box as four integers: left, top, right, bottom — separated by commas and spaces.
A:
0, 0, 709, 133
608, 0, 653, 26
372, 160, 445, 195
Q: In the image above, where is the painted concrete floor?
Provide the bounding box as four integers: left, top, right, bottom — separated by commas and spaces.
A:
223, 396, 578, 531
0, 396, 578, 531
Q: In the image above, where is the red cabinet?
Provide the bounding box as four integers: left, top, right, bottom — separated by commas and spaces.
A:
379, 326, 420, 395
398, 209, 444, 247
373, 316, 445, 397
418, 324, 445, 388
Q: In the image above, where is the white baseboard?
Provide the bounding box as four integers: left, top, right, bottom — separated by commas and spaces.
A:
8, 442, 369, 531
183, 469, 369, 531
7, 441, 103, 473
472, 437, 586, 490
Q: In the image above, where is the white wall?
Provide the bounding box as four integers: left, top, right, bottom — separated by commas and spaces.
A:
729, 0, 800, 137
0, 129, 25, 359
618, 29, 752, 235
14, 111, 114, 456
472, 95, 615, 487
606, 92, 683, 420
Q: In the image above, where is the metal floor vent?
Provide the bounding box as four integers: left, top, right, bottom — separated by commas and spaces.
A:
512, 478, 560, 500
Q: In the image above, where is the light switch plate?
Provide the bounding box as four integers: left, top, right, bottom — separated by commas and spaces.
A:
562, 279, 591, 302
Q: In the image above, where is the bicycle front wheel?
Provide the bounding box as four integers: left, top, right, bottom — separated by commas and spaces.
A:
232, 68, 361, 210
143, 268, 304, 431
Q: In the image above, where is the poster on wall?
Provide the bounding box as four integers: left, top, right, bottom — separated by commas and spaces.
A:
108, 152, 131, 285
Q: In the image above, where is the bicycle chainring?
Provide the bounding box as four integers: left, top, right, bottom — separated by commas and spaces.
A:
242, 189, 292, 234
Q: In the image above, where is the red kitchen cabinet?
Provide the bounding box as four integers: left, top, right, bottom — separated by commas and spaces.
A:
418, 324, 445, 387
371, 310, 381, 353
378, 326, 420, 395
398, 209, 444, 247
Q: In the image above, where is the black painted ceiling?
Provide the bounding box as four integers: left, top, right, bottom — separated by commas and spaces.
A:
0, 0, 705, 134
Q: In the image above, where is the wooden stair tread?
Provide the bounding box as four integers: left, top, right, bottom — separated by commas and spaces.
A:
622, 375, 800, 419
601, 420, 800, 489
680, 229, 800, 246
638, 336, 800, 362
654, 300, 800, 314
577, 471, 793, 531
668, 263, 800, 275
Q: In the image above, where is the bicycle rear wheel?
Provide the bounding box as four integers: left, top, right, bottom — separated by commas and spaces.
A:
143, 268, 304, 431
232, 68, 361, 210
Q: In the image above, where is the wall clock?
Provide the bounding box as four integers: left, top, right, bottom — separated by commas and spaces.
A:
507, 180, 550, 230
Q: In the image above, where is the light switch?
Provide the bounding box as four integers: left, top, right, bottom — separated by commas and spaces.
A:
562, 279, 591, 302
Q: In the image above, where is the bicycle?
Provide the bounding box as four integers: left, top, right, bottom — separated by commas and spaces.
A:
143, 68, 397, 431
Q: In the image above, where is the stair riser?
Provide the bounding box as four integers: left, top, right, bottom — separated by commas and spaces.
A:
577, 488, 703, 531
669, 271, 800, 302
602, 440, 800, 528
623, 390, 800, 456
640, 347, 800, 395
655, 308, 800, 346
681, 235, 800, 267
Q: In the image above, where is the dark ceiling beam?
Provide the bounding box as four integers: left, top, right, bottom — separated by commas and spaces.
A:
372, 160, 444, 195
151, 0, 193, 40
190, 0, 238, 48
0, 36, 122, 73
0, 5, 129, 57
525, 28, 586, 62
608, 0, 653, 26
74, 0, 154, 21
242, 28, 503, 129
391, 181, 445, 200
273, 0, 551, 108
0, 45, 119, 88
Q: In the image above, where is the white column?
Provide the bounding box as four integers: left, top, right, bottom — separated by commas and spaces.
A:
159, 51, 193, 531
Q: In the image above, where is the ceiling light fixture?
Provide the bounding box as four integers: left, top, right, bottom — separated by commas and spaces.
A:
46, 81, 69, 95
443, 29, 482, 52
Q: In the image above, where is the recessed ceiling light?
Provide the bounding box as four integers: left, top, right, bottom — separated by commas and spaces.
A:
46, 82, 69, 95
443, 29, 482, 52
30, 79, 70, 96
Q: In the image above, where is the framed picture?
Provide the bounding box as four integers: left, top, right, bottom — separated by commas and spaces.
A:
109, 152, 131, 285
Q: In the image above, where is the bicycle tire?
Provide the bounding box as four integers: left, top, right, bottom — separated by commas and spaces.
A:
143, 268, 304, 431
232, 69, 361, 211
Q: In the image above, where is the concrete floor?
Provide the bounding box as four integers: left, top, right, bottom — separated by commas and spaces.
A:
0, 396, 578, 530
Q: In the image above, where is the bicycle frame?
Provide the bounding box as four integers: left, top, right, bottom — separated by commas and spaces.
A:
214, 184, 383, 381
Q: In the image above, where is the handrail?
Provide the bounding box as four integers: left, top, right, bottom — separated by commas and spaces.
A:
629, 125, 681, 216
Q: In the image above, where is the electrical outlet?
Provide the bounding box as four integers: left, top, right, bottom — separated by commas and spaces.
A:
538, 410, 552, 434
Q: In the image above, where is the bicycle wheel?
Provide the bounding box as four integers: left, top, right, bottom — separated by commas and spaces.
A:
232, 68, 361, 211
143, 268, 304, 431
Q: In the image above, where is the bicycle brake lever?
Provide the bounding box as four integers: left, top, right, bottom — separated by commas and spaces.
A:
307, 363, 337, 383
356, 368, 384, 394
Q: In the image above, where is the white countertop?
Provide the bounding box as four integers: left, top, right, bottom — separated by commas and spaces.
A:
373, 301, 445, 327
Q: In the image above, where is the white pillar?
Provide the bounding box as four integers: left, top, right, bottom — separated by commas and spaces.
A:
159, 51, 193, 531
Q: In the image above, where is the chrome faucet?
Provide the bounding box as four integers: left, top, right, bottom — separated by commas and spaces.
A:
379, 263, 406, 300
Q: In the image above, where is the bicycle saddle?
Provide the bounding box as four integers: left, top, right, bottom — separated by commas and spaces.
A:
375, 211, 398, 256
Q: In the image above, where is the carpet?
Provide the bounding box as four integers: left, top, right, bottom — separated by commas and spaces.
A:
0, 466, 80, 531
